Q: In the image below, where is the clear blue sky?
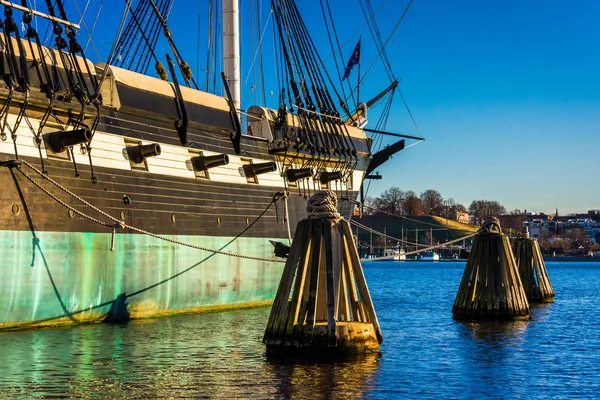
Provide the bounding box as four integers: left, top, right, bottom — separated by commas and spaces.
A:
310, 0, 600, 215
86, 0, 599, 214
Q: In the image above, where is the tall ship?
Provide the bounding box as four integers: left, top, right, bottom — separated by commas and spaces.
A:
0, 0, 420, 329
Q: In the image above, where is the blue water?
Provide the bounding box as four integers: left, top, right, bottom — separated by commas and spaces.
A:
1, 261, 599, 399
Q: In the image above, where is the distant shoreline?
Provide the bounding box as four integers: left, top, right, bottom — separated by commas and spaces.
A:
366, 257, 600, 263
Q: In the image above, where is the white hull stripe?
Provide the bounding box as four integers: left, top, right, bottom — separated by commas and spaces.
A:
0, 114, 365, 189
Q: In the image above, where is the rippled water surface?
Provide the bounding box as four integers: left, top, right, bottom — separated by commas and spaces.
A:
2, 261, 600, 399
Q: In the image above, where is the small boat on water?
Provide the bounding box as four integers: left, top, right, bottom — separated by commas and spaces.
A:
419, 251, 440, 261
383, 247, 407, 261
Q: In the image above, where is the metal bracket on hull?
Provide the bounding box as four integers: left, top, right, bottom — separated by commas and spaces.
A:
0, 159, 21, 168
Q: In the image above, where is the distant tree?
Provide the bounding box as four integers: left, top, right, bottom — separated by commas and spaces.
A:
469, 200, 507, 225
509, 209, 523, 215
364, 196, 386, 215
403, 191, 424, 216
379, 187, 405, 215
552, 238, 569, 254
565, 228, 587, 246
453, 203, 467, 213
487, 201, 507, 216
420, 189, 444, 215
539, 239, 552, 254
446, 197, 466, 218
469, 200, 485, 225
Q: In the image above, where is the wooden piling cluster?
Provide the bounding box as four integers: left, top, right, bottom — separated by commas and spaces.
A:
263, 191, 382, 355
453, 217, 530, 321
512, 237, 555, 303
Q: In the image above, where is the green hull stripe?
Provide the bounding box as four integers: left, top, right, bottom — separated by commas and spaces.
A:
0, 230, 284, 329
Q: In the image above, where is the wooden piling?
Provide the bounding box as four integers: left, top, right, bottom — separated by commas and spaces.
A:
263, 191, 382, 355
512, 237, 555, 303
453, 217, 530, 321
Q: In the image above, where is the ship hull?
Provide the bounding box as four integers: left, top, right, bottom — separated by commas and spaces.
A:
0, 152, 361, 330
0, 229, 282, 330
0, 56, 369, 330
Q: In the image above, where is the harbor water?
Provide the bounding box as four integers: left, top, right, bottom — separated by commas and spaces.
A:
1, 261, 599, 398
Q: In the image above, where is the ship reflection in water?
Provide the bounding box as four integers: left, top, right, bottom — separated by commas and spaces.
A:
1, 261, 600, 399
0, 309, 380, 399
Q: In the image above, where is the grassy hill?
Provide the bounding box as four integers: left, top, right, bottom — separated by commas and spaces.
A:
351, 214, 478, 247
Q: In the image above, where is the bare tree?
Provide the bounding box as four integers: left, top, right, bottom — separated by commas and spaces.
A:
379, 187, 405, 215
420, 189, 444, 215
469, 200, 507, 225
364, 196, 387, 215
446, 197, 466, 217
564, 228, 587, 245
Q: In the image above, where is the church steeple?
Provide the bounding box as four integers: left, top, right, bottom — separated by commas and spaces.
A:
555, 207, 559, 218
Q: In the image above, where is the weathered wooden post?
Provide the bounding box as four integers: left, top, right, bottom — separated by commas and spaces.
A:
453, 216, 530, 321
263, 190, 382, 355
512, 230, 555, 303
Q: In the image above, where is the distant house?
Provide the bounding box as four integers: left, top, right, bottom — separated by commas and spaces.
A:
455, 211, 469, 224
523, 213, 555, 238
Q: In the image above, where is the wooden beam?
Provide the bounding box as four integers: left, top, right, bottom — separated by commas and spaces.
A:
363, 127, 424, 141
0, 1, 81, 29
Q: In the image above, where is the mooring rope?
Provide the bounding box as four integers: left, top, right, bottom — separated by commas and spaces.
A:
349, 200, 472, 231
12, 159, 286, 264
478, 216, 502, 234
7, 160, 477, 264
361, 231, 478, 262
351, 219, 439, 249
306, 189, 340, 219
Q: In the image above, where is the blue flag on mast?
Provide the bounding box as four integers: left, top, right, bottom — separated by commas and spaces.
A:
342, 39, 361, 81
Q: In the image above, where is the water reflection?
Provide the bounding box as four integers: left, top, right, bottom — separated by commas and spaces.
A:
2, 262, 600, 399
457, 319, 530, 344
266, 354, 380, 399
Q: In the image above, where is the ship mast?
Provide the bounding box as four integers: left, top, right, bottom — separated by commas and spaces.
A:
223, 0, 241, 110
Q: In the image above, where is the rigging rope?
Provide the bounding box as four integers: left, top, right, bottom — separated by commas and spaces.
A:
319, 0, 355, 111
91, 0, 132, 102
344, 0, 414, 104
72, 0, 101, 61
83, 0, 104, 54
244, 9, 272, 85
398, 88, 424, 138
358, 0, 394, 82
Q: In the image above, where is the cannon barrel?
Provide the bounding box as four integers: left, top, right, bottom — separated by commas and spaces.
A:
244, 161, 277, 177
285, 168, 313, 183
126, 143, 161, 164
190, 154, 229, 171
45, 129, 91, 153
319, 171, 343, 185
